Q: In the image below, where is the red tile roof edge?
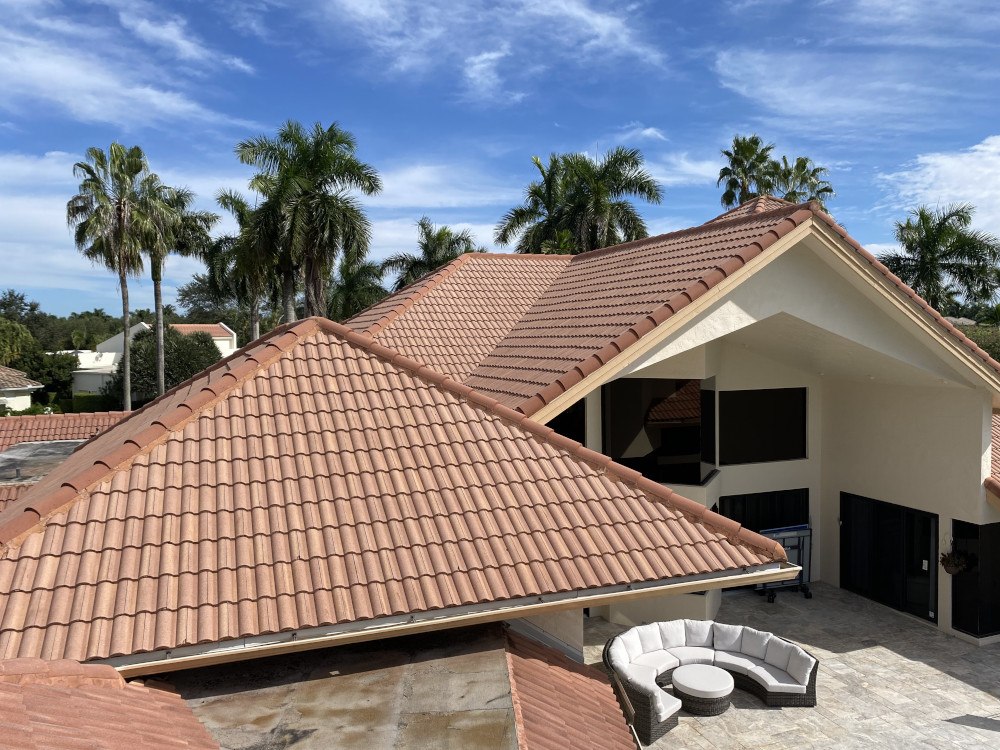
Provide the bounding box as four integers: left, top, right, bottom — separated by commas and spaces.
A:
702, 195, 796, 225
0, 316, 787, 564
514, 201, 1000, 417
808, 206, 1000, 378
0, 321, 319, 545
515, 205, 815, 416
0, 365, 42, 389
986, 477, 1000, 497
504, 630, 636, 750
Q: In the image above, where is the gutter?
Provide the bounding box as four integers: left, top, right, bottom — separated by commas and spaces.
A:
106, 562, 799, 677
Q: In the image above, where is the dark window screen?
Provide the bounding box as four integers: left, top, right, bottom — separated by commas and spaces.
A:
719, 388, 806, 465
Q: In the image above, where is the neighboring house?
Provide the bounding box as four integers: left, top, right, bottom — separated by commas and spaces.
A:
346, 196, 1000, 644
0, 316, 790, 675
0, 366, 42, 412
70, 322, 238, 394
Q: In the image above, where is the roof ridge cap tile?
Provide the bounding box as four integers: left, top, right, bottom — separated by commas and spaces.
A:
360, 254, 477, 336
515, 208, 813, 416
0, 319, 323, 546
312, 317, 786, 564
808, 206, 1000, 377
567, 203, 806, 263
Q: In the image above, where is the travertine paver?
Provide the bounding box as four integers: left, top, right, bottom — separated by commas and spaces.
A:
584, 582, 1000, 748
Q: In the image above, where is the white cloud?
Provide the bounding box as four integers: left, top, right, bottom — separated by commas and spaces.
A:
462, 46, 525, 104
879, 135, 1000, 236
615, 122, 668, 143
368, 163, 521, 209
651, 152, 720, 187
118, 9, 254, 73
368, 217, 500, 262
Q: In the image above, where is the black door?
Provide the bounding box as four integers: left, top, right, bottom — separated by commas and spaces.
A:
840, 493, 937, 622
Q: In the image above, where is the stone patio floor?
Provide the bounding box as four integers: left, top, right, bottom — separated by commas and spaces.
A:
583, 582, 1000, 749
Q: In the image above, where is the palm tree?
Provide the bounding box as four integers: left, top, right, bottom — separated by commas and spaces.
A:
212, 190, 278, 341
495, 154, 570, 252
67, 143, 174, 410
382, 217, 484, 291
770, 156, 835, 207
717, 134, 776, 208
236, 120, 381, 319
877, 204, 1000, 311
147, 188, 218, 395
328, 250, 388, 321
496, 148, 662, 254
560, 147, 662, 253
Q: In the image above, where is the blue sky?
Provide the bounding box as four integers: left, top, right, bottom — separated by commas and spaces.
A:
2, 0, 1000, 316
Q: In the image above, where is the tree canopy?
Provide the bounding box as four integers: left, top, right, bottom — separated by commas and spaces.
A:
717, 135, 835, 209
382, 217, 483, 291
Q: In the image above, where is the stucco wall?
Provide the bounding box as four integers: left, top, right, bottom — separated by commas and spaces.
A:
603, 589, 722, 627
0, 391, 33, 411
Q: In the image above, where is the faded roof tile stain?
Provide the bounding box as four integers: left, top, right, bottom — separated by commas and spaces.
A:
0, 318, 782, 663
0, 658, 218, 749
505, 631, 634, 750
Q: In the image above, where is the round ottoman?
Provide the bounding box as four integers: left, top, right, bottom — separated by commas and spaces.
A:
670, 664, 734, 716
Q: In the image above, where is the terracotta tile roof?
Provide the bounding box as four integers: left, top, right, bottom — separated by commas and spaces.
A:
0, 366, 41, 391
350, 199, 1000, 417
466, 203, 814, 412
0, 412, 129, 453
0, 317, 784, 664
987, 413, 1000, 497
647, 379, 701, 424
171, 323, 233, 339
0, 658, 218, 749
703, 195, 795, 224
505, 631, 634, 750
346, 253, 570, 381
0, 485, 29, 512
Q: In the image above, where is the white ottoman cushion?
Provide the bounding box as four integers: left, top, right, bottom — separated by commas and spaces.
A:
658, 620, 686, 649
671, 664, 734, 699
713, 650, 765, 676
712, 622, 744, 652
740, 627, 772, 660
633, 649, 680, 675
747, 663, 807, 694
666, 646, 715, 666
684, 619, 714, 648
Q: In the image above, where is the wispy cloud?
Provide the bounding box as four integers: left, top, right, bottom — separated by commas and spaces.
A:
462, 46, 525, 105
117, 8, 254, 73
650, 152, 720, 187
879, 135, 1000, 235
368, 163, 521, 209
368, 217, 499, 262
0, 1, 252, 129
614, 122, 668, 143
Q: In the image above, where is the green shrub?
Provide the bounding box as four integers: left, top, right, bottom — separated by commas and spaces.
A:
72, 392, 118, 413
957, 325, 1000, 362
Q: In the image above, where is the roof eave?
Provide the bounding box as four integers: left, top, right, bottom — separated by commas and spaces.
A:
104, 561, 798, 677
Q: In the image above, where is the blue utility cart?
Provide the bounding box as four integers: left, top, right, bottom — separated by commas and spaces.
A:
756, 524, 812, 603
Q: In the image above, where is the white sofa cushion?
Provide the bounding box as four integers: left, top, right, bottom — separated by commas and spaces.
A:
633, 650, 680, 675
607, 639, 629, 671
653, 692, 683, 722
764, 637, 796, 671
740, 627, 771, 660
658, 620, 686, 649
666, 646, 715, 666
619, 661, 657, 688
713, 650, 765, 676
617, 660, 682, 722
635, 623, 663, 654
747, 663, 807, 694
684, 619, 714, 648
712, 622, 744, 652
786, 646, 816, 686
619, 628, 644, 661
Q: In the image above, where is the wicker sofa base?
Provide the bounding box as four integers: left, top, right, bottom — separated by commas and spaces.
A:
672, 686, 731, 716
731, 671, 817, 707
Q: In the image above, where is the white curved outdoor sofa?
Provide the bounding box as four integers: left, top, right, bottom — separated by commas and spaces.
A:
603, 619, 818, 744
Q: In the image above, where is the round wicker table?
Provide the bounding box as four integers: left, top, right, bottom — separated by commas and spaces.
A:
670, 664, 735, 716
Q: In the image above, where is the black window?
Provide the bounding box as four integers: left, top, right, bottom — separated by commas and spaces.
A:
719, 388, 806, 465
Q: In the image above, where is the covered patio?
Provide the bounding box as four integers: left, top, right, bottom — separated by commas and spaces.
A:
585, 583, 1000, 748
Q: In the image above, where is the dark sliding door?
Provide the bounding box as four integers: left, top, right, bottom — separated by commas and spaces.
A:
840, 493, 937, 623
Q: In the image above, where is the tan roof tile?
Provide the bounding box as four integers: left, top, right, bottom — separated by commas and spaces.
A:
0, 485, 29, 512
170, 323, 232, 338
346, 253, 569, 381
703, 195, 795, 224
0, 412, 129, 453
0, 318, 784, 664
0, 658, 218, 750
505, 631, 634, 750
0, 366, 41, 391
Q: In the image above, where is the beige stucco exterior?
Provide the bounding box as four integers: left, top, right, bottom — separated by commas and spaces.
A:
569, 236, 999, 642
